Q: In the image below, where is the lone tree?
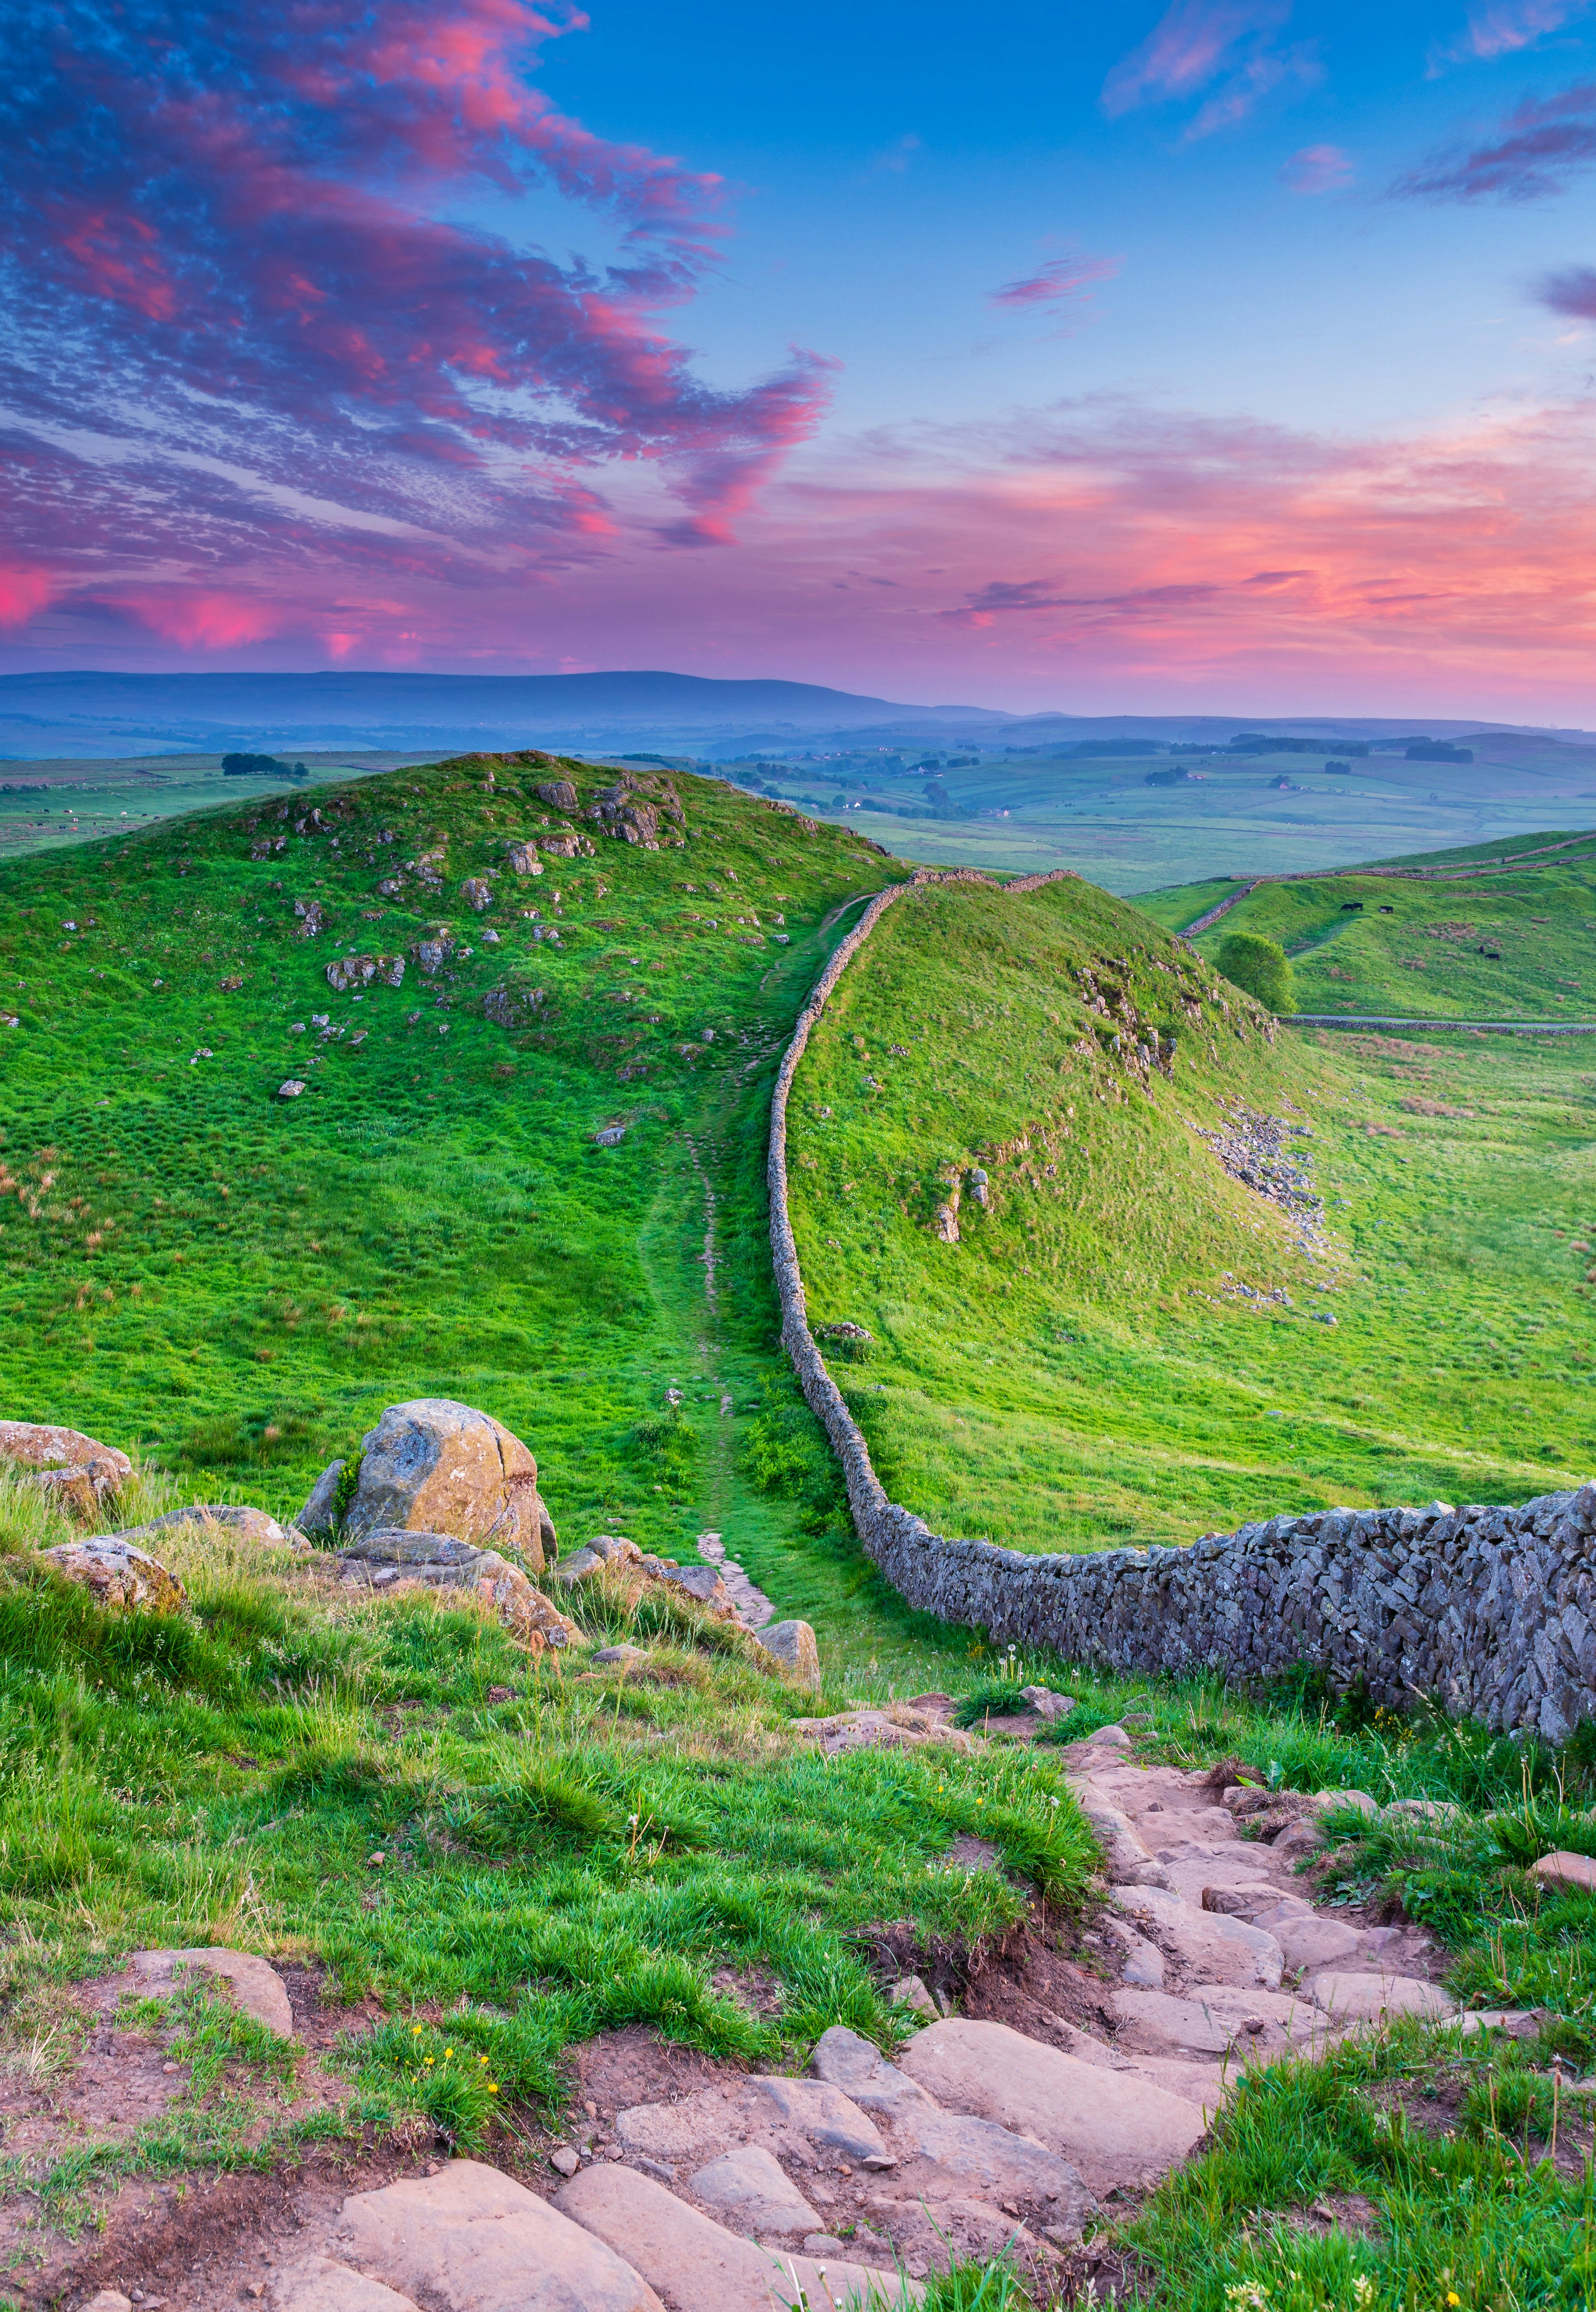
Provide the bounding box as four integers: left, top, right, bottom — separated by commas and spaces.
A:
1214, 929, 1296, 1016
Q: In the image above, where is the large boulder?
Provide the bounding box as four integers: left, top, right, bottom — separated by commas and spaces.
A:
302, 1400, 555, 1571
38, 1538, 184, 1612
0, 1420, 130, 1518
336, 1531, 578, 1653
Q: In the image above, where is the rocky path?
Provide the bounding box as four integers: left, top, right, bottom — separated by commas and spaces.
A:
56, 1711, 1527, 2312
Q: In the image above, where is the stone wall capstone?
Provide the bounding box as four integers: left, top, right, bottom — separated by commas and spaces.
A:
768, 873, 1596, 1741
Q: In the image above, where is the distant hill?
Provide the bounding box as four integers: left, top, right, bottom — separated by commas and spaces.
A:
0, 668, 1005, 759
5, 667, 1594, 764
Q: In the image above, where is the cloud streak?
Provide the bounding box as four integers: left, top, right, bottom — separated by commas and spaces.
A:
988, 253, 1122, 317
1396, 78, 1596, 196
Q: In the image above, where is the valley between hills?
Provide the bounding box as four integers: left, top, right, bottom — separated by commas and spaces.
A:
0, 755, 1592, 2312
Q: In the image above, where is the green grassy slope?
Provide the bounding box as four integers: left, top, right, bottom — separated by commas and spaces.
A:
0, 752, 924, 1651
786, 875, 1596, 1550
1180, 860, 1596, 1017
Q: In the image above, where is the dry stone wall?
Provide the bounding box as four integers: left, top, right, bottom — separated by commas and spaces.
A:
768, 874, 1596, 1742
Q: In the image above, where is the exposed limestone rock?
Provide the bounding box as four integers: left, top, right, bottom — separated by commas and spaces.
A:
555, 2164, 919, 2312
897, 2017, 1208, 2194
337, 2161, 663, 2312
325, 953, 404, 992
461, 877, 494, 912
39, 1537, 184, 1612
756, 1617, 820, 1689
269, 2255, 420, 2311
114, 1504, 310, 1552
336, 1531, 577, 1651
0, 1419, 130, 1516
1531, 1849, 1596, 1893
533, 779, 580, 811
307, 1398, 555, 1569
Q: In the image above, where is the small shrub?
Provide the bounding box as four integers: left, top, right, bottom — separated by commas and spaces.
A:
1214, 929, 1296, 1016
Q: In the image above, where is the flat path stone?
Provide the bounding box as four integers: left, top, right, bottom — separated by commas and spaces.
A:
746, 2075, 889, 2162
1110, 1886, 1285, 1989
131, 1947, 293, 2038
688, 2145, 821, 2241
1274, 1915, 1364, 1973
339, 2159, 663, 2312
896, 2018, 1207, 2194
890, 2106, 1095, 2239
557, 2162, 921, 2312
810, 2025, 936, 2115
269, 2253, 421, 2310
1309, 1972, 1456, 2022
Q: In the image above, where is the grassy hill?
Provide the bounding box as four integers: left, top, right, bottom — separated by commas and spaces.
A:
0, 779, 1593, 2308
784, 874, 1596, 1551
0, 753, 930, 1659
1135, 846, 1596, 1020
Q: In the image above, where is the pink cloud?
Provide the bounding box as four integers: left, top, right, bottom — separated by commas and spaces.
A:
1281, 143, 1354, 192
1101, 1, 1317, 135
988, 254, 1122, 312
1436, 2, 1591, 67
120, 595, 286, 651
0, 0, 831, 607
0, 569, 57, 628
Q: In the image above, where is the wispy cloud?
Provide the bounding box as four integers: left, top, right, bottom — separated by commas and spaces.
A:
865, 133, 923, 176
1395, 79, 1596, 195
988, 253, 1122, 318
1101, 1, 1318, 136
1281, 143, 1354, 191
1431, 2, 1592, 71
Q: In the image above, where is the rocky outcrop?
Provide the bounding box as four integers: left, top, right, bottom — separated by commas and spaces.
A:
325, 952, 404, 992
302, 1399, 556, 1570
39, 1537, 184, 1611
335, 1530, 578, 1652
0, 1419, 130, 1517
114, 1504, 309, 1551
765, 878, 1596, 1741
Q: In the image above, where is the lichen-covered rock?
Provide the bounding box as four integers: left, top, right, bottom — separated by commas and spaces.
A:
39, 1538, 185, 1612
533, 779, 580, 811
505, 842, 544, 875
0, 1420, 130, 1518
461, 877, 494, 912
310, 1399, 555, 1569
113, 1505, 310, 1552
337, 1529, 578, 1651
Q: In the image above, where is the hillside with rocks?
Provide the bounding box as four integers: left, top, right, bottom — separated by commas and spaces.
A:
0, 766, 1592, 2310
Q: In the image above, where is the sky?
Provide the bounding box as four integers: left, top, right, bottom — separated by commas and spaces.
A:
7, 1, 1596, 715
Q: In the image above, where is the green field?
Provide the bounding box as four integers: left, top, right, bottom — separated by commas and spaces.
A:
0, 750, 441, 865
1, 772, 1593, 2308
734, 729, 1596, 891
1134, 850, 1596, 1020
